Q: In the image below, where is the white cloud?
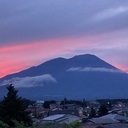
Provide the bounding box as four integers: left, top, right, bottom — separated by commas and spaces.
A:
0, 74, 57, 88
67, 67, 124, 73
92, 6, 128, 22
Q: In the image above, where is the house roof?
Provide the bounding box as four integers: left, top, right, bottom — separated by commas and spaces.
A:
89, 114, 128, 125
43, 114, 65, 121
89, 118, 119, 124
103, 124, 128, 128
59, 114, 80, 124
100, 114, 128, 121
39, 114, 80, 127
49, 109, 79, 116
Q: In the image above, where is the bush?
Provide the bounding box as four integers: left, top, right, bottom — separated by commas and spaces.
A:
0, 121, 9, 128
64, 121, 81, 128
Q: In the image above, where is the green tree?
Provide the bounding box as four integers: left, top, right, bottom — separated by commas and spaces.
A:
0, 84, 32, 127
64, 121, 81, 128
0, 121, 9, 128
98, 105, 108, 117
89, 107, 96, 118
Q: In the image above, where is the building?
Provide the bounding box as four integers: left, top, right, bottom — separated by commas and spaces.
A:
38, 114, 81, 127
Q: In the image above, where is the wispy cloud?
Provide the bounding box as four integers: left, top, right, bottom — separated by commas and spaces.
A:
0, 1, 128, 45
67, 67, 124, 73
0, 74, 57, 88
92, 6, 128, 22
0, 0, 128, 78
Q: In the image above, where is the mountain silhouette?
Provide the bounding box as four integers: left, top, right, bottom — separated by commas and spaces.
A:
0, 54, 128, 100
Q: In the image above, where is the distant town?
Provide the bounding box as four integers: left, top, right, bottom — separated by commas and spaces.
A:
25, 98, 128, 128
1, 85, 128, 128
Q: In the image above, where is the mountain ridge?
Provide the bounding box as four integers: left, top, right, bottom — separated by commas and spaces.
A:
1, 54, 118, 80
0, 54, 128, 100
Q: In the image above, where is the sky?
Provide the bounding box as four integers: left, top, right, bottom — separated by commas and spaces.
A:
0, 0, 128, 78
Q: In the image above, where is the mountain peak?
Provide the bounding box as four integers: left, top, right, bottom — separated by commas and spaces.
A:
68, 54, 115, 69
1, 54, 118, 80
1, 54, 128, 100
72, 54, 96, 58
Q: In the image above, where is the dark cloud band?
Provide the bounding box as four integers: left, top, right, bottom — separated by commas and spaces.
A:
0, 0, 128, 45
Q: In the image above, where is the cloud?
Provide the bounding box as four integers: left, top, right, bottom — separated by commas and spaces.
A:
0, 35, 96, 78
0, 74, 57, 88
0, 0, 128, 78
67, 67, 124, 73
92, 6, 128, 22
0, 1, 128, 45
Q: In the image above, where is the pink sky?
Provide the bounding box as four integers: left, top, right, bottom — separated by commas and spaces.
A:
1, 29, 128, 78
0, 1, 128, 78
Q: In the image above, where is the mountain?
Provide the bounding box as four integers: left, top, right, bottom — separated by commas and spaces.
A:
0, 54, 128, 100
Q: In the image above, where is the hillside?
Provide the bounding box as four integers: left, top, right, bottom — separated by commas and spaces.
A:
0, 54, 128, 100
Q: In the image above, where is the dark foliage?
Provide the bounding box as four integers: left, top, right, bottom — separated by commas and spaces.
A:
43, 100, 56, 108
43, 101, 50, 108
0, 84, 32, 127
60, 98, 87, 108
98, 105, 108, 117
89, 107, 96, 118
97, 98, 128, 105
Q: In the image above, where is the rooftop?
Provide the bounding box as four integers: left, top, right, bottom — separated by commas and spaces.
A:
43, 114, 65, 121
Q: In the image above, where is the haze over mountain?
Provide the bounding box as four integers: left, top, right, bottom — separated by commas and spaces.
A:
0, 54, 128, 100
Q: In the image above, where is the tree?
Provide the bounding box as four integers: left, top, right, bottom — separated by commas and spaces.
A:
82, 98, 87, 108
0, 121, 9, 128
89, 107, 96, 118
43, 101, 50, 108
64, 121, 81, 128
98, 105, 108, 117
106, 101, 112, 110
0, 84, 32, 127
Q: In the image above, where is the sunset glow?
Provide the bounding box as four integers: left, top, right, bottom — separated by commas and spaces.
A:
0, 0, 128, 78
